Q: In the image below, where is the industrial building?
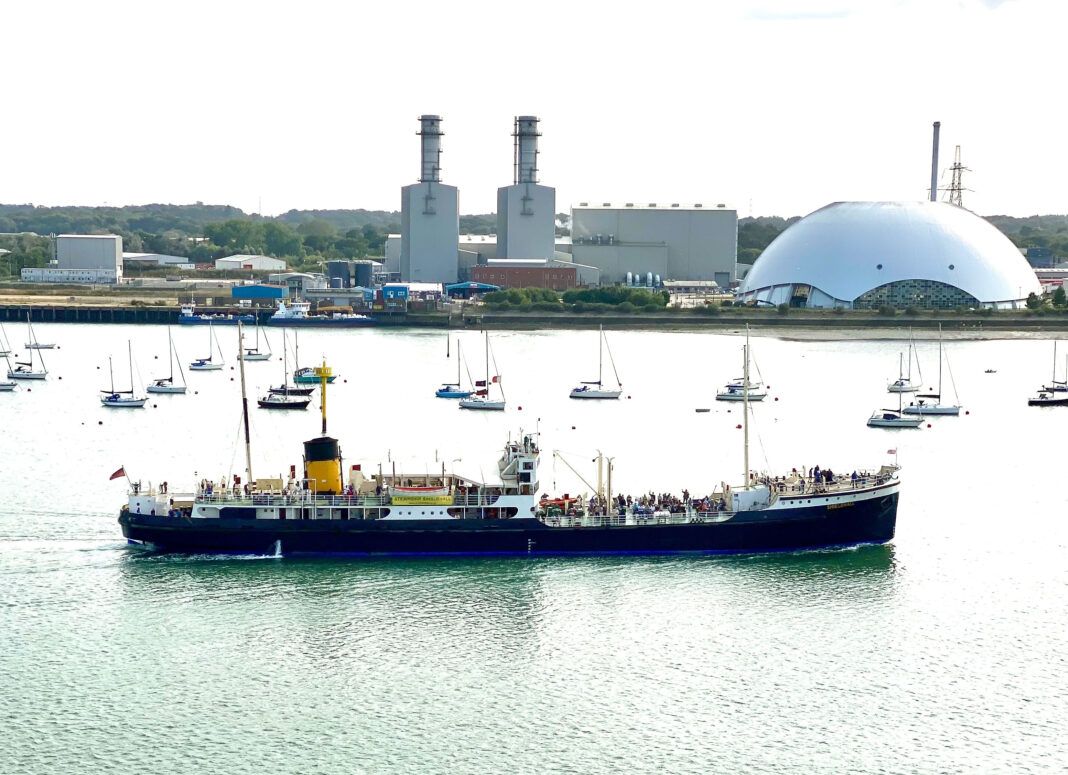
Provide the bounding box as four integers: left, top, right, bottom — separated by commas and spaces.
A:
401, 115, 460, 283
470, 259, 599, 290
267, 272, 328, 298
496, 116, 556, 260
570, 203, 737, 287
215, 255, 286, 271
325, 260, 381, 289
21, 234, 124, 284
737, 201, 1042, 310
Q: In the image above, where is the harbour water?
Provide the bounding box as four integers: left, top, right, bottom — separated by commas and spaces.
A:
2, 324, 1066, 773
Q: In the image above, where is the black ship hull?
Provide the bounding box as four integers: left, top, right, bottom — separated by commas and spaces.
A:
119, 492, 897, 556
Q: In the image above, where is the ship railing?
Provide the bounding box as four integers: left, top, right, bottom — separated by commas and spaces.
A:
539, 509, 735, 528
193, 492, 393, 507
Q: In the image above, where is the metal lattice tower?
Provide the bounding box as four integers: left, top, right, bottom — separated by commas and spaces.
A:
944, 145, 970, 208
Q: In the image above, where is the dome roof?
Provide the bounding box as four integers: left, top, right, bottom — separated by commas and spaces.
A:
740, 201, 1041, 304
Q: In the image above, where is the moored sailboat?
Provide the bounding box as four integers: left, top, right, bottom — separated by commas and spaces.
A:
101, 341, 148, 408
570, 325, 622, 399
717, 325, 766, 402
8, 314, 48, 380
259, 329, 310, 409
902, 324, 961, 416
436, 338, 474, 398
147, 328, 187, 394
459, 331, 505, 410
189, 321, 225, 371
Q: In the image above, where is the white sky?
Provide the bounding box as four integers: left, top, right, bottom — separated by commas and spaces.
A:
3, 0, 1064, 218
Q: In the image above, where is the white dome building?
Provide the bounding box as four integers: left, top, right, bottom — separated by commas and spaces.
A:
737, 201, 1041, 310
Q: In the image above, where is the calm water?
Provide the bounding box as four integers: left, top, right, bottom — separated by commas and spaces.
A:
1, 323, 1066, 774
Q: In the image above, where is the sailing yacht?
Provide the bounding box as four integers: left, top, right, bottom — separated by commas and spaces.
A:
717, 326, 766, 401
242, 318, 272, 361
1030, 342, 1068, 406
8, 314, 48, 380
459, 332, 505, 410
189, 321, 225, 371
259, 330, 310, 409
436, 339, 474, 398
868, 382, 924, 428
888, 332, 921, 393
0, 322, 12, 356
902, 324, 961, 416
101, 342, 148, 408
570, 326, 622, 399
0, 355, 15, 391
147, 328, 187, 394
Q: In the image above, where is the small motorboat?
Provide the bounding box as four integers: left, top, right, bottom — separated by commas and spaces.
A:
984, 369, 996, 374
867, 410, 923, 428
269, 384, 314, 396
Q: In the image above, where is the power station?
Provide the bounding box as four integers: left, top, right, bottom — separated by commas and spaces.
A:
496, 117, 556, 260
400, 115, 460, 283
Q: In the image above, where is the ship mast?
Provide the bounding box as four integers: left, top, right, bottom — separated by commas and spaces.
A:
743, 337, 750, 491
237, 321, 253, 489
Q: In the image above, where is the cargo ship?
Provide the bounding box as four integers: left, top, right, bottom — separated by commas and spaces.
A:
118, 341, 900, 556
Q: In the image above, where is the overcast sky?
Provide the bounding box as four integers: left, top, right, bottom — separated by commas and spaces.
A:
3, 0, 1063, 219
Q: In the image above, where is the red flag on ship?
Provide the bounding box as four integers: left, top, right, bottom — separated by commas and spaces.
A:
492, 376, 499, 383
887, 449, 896, 455
109, 466, 126, 481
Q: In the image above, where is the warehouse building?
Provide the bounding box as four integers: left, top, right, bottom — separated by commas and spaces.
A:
570, 203, 737, 287
470, 259, 599, 290
215, 254, 286, 271
21, 234, 123, 283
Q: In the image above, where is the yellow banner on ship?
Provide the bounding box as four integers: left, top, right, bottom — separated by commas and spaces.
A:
392, 495, 453, 506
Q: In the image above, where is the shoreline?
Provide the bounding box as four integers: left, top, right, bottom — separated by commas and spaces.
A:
4, 301, 1068, 337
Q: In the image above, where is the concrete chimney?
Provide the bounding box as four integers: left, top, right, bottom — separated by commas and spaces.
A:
418, 115, 443, 183
513, 116, 540, 184
930, 121, 941, 202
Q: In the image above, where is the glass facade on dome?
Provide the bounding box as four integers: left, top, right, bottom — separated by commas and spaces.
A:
853, 280, 979, 310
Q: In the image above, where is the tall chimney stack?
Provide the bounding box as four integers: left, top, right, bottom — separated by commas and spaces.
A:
930, 121, 941, 202
513, 116, 541, 185
418, 115, 443, 183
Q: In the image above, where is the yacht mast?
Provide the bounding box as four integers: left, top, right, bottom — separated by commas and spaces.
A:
237, 321, 253, 488
598, 325, 604, 385
127, 340, 134, 392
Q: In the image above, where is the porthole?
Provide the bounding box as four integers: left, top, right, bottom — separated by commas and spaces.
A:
876, 264, 883, 270
948, 264, 955, 270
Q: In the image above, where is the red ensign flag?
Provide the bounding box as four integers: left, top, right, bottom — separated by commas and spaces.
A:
109, 466, 126, 481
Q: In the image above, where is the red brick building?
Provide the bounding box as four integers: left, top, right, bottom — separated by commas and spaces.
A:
470, 263, 577, 291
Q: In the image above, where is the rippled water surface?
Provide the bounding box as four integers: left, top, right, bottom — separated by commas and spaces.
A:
1, 323, 1066, 773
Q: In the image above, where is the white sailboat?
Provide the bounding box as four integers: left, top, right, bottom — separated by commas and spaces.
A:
24, 317, 55, 349
436, 339, 474, 398
242, 317, 272, 361
570, 325, 622, 399
1040, 340, 1067, 393
902, 324, 961, 416
8, 314, 48, 380
189, 320, 225, 371
868, 383, 924, 428
459, 331, 506, 411
887, 331, 922, 393
0, 354, 15, 391
101, 341, 148, 408
717, 325, 766, 401
0, 322, 12, 356
147, 328, 187, 394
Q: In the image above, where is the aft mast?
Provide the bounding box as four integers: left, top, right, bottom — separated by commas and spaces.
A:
743, 341, 750, 490
237, 321, 253, 489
